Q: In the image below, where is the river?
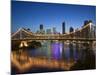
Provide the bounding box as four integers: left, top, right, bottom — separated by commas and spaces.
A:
11, 40, 96, 74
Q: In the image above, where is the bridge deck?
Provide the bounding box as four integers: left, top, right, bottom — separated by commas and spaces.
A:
12, 38, 96, 41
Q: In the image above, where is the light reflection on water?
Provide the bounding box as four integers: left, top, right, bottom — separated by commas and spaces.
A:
24, 41, 83, 61
11, 40, 96, 74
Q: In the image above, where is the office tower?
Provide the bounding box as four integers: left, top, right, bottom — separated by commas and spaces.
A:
46, 29, 51, 34
84, 20, 89, 26
69, 27, 74, 32
53, 27, 56, 34
40, 24, 43, 30
39, 24, 45, 34
83, 20, 92, 26
62, 22, 66, 34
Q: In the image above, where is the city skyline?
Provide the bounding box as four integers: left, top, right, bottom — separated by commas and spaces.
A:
11, 1, 96, 33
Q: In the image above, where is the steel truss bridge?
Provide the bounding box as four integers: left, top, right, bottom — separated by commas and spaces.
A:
12, 23, 96, 41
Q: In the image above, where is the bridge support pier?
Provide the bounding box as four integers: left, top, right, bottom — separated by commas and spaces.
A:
19, 41, 28, 48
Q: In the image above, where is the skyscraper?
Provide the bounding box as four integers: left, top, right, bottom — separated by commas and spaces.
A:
46, 29, 52, 34
39, 24, 45, 34
62, 22, 66, 34
69, 27, 74, 32
53, 27, 56, 34
40, 24, 43, 30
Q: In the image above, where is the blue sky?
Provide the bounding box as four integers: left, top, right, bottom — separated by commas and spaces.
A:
11, 1, 96, 33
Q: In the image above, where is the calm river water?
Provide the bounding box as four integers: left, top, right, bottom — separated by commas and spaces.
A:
19, 40, 92, 61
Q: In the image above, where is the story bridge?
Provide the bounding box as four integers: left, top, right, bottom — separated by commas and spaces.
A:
11, 23, 96, 48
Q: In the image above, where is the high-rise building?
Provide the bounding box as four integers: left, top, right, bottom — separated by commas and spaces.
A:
46, 29, 51, 34
39, 24, 45, 34
83, 20, 92, 26
84, 20, 89, 26
62, 22, 66, 34
40, 24, 43, 30
53, 27, 56, 34
69, 27, 74, 32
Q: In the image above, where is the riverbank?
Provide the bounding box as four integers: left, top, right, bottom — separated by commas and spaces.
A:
12, 40, 42, 50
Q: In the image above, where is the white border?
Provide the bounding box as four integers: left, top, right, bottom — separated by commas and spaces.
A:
17, 0, 96, 6
0, 0, 10, 75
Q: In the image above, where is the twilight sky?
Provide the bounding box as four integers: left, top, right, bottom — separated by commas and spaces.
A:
11, 1, 96, 33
